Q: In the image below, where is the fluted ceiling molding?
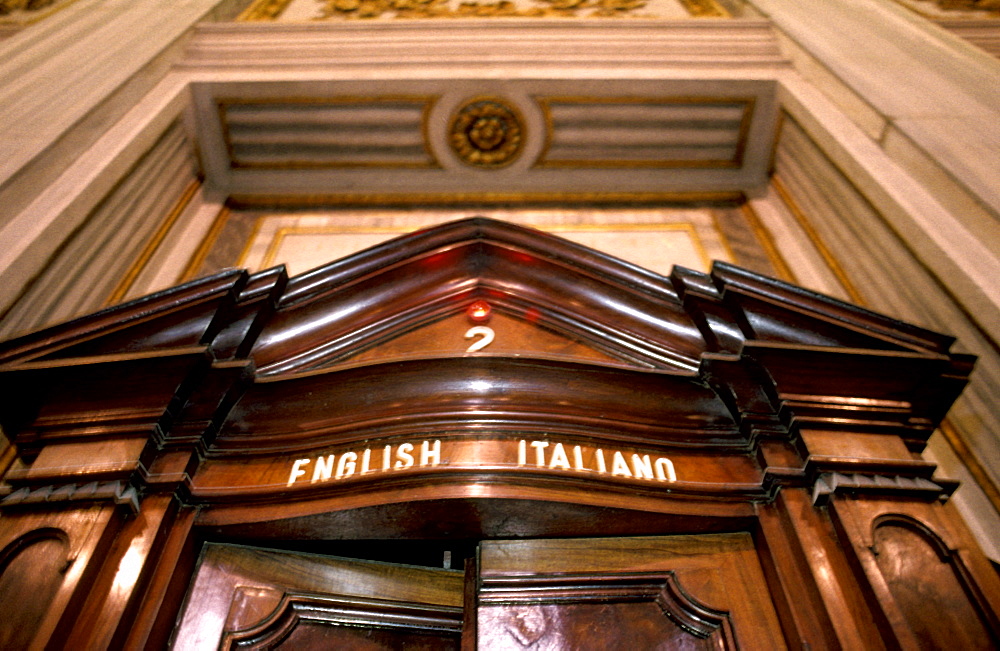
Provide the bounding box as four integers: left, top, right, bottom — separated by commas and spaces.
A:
178, 20, 789, 199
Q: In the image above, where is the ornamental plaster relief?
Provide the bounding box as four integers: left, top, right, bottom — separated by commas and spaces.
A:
240, 0, 723, 21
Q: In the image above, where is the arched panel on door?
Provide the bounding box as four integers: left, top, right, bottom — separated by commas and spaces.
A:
872, 517, 1000, 650
0, 528, 71, 650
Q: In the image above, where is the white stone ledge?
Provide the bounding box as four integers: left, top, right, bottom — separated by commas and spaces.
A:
0, 74, 189, 315
179, 19, 790, 69
748, 0, 1000, 224
0, 0, 240, 225
777, 71, 1000, 348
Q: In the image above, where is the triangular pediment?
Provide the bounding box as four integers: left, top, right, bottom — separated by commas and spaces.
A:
246, 217, 707, 375
0, 218, 964, 373
0, 217, 974, 461
0, 218, 711, 373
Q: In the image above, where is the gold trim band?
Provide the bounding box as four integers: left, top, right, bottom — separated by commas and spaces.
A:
228, 191, 745, 208
739, 201, 797, 284
771, 174, 865, 304
105, 180, 201, 305
179, 205, 232, 283
940, 419, 1000, 516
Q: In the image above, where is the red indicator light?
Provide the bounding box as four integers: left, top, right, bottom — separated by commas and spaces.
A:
467, 300, 492, 323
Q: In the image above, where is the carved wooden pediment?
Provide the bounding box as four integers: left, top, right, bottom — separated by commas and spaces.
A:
0, 217, 974, 512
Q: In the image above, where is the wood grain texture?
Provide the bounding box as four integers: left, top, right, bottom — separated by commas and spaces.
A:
829, 496, 1000, 649
0, 217, 993, 649
172, 543, 464, 650
479, 534, 782, 649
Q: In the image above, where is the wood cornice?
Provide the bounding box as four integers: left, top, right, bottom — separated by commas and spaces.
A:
0, 217, 975, 514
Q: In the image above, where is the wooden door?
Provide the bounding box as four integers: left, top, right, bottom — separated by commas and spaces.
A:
477, 533, 786, 649
171, 534, 785, 649
170, 543, 466, 649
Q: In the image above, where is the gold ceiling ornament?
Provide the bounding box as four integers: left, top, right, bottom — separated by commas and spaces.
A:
931, 0, 1000, 13
318, 0, 649, 19
238, 0, 296, 20
448, 98, 525, 168
0, 0, 55, 14
676, 0, 728, 17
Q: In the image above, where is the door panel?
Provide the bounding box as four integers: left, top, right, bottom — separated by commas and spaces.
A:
172, 534, 784, 649
171, 543, 464, 650
477, 533, 785, 650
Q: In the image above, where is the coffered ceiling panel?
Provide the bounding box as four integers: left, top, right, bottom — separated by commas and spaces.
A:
537, 97, 754, 168
219, 97, 437, 169
183, 22, 787, 202
192, 80, 778, 201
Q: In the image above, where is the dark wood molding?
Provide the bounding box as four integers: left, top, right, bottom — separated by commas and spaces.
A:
0, 216, 994, 649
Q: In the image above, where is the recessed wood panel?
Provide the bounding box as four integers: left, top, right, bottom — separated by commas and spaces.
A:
0, 532, 70, 650
478, 533, 786, 649
873, 523, 998, 650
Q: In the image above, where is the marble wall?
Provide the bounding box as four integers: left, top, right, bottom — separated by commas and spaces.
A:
184, 206, 755, 280
0, 0, 997, 558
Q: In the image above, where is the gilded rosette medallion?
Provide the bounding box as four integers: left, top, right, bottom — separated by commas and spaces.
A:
448, 98, 524, 168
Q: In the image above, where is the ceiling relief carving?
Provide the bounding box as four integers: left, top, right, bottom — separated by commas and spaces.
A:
895, 0, 1000, 16
239, 0, 727, 20
0, 0, 54, 13
217, 96, 440, 169
318, 0, 651, 19
0, 0, 74, 33
676, 0, 726, 17
449, 97, 525, 167
189, 79, 779, 201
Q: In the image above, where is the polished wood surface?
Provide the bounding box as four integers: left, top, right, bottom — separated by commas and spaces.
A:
0, 217, 995, 649
874, 523, 993, 649
172, 544, 464, 650
479, 534, 785, 649
0, 529, 69, 649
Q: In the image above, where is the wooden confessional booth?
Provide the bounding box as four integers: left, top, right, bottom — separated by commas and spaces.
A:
1, 218, 998, 649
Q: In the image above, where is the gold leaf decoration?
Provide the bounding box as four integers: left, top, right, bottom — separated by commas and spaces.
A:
318, 0, 651, 19
933, 0, 1000, 13
0, 0, 56, 14
675, 0, 727, 17
449, 98, 525, 168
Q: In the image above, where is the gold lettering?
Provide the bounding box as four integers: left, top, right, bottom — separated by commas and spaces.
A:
421, 440, 441, 466
549, 442, 570, 470
287, 439, 677, 487
395, 442, 414, 469
336, 451, 357, 479
612, 451, 632, 477
655, 457, 677, 482
630, 454, 653, 480
312, 454, 335, 483
288, 458, 310, 486
530, 440, 549, 467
